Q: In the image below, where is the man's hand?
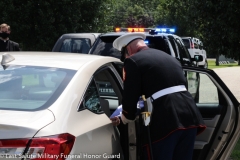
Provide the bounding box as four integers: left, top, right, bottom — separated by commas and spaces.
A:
110, 116, 120, 126
121, 113, 135, 124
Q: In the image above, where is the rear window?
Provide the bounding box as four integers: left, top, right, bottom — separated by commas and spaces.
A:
60, 38, 91, 53
90, 35, 171, 58
0, 65, 76, 111
90, 36, 121, 59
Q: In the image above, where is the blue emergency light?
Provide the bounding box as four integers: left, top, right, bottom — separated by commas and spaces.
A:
155, 28, 175, 33
144, 40, 149, 44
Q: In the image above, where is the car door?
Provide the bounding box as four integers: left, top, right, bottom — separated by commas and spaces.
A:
74, 64, 125, 159
184, 66, 240, 160
52, 33, 100, 53
111, 62, 139, 160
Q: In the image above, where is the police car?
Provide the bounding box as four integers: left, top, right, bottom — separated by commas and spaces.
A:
182, 37, 208, 68
88, 27, 199, 67
0, 52, 239, 160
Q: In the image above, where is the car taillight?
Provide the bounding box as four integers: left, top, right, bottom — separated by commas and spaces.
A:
0, 139, 29, 155
0, 133, 75, 160
191, 42, 194, 49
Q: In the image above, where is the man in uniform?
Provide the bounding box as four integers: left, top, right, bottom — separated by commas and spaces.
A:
0, 23, 20, 51
113, 33, 206, 160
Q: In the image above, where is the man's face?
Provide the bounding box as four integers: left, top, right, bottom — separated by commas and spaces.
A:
0, 26, 10, 39
0, 27, 10, 33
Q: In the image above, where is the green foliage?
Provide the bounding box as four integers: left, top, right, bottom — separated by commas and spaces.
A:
160, 0, 240, 62
108, 0, 162, 29
0, 0, 239, 63
0, 0, 111, 51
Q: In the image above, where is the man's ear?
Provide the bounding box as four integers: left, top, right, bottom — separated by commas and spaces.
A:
126, 45, 131, 55
121, 46, 126, 56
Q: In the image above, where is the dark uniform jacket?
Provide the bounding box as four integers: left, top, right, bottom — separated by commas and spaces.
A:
0, 39, 20, 51
122, 48, 206, 145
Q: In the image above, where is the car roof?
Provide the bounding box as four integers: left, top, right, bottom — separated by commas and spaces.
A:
181, 37, 200, 40
61, 33, 101, 37
0, 52, 121, 70
181, 37, 193, 39
100, 32, 175, 37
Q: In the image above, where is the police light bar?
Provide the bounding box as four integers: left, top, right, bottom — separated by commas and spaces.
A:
115, 28, 153, 33
115, 28, 121, 32
155, 28, 175, 33
144, 40, 149, 44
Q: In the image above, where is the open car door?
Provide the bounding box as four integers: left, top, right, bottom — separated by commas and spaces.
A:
183, 66, 240, 160
112, 62, 240, 160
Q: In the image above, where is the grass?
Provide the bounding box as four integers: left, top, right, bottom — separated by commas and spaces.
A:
207, 59, 240, 159
207, 59, 239, 69
231, 141, 240, 160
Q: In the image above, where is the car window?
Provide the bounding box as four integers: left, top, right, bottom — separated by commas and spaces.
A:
186, 71, 219, 104
60, 38, 91, 53
175, 38, 191, 59
0, 65, 75, 111
90, 35, 173, 58
168, 38, 179, 58
79, 79, 102, 113
94, 68, 122, 111
182, 39, 190, 49
145, 36, 171, 55
199, 41, 204, 50
79, 67, 122, 116
194, 41, 199, 49
90, 36, 122, 59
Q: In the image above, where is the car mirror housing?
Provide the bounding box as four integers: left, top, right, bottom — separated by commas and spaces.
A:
192, 55, 203, 62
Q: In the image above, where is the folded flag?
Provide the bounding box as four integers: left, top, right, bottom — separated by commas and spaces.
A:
110, 99, 144, 118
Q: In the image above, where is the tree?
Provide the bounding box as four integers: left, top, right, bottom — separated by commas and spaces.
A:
0, 0, 112, 51
160, 0, 240, 65
109, 0, 162, 29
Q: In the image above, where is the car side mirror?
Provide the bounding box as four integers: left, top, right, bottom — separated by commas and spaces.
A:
192, 55, 203, 62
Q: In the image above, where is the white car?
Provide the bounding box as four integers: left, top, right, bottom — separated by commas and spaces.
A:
0, 52, 239, 160
181, 37, 208, 68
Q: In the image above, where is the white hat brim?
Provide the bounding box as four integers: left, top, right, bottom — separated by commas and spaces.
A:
113, 33, 146, 51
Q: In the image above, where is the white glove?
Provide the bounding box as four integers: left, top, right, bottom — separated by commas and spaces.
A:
121, 113, 135, 124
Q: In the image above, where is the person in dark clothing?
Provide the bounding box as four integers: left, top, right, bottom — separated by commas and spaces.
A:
0, 23, 20, 52
112, 33, 206, 160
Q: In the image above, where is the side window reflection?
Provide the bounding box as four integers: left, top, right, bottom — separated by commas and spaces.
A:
186, 71, 219, 104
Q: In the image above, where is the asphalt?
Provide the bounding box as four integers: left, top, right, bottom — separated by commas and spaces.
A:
213, 67, 240, 102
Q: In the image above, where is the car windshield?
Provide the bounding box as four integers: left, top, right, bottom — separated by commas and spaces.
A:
0, 65, 76, 111
90, 35, 171, 58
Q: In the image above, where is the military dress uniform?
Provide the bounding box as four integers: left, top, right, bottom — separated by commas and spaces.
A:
121, 47, 206, 160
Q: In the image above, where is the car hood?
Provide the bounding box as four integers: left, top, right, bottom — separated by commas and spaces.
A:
0, 109, 54, 139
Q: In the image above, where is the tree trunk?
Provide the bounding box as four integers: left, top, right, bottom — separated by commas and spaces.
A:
216, 53, 219, 66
